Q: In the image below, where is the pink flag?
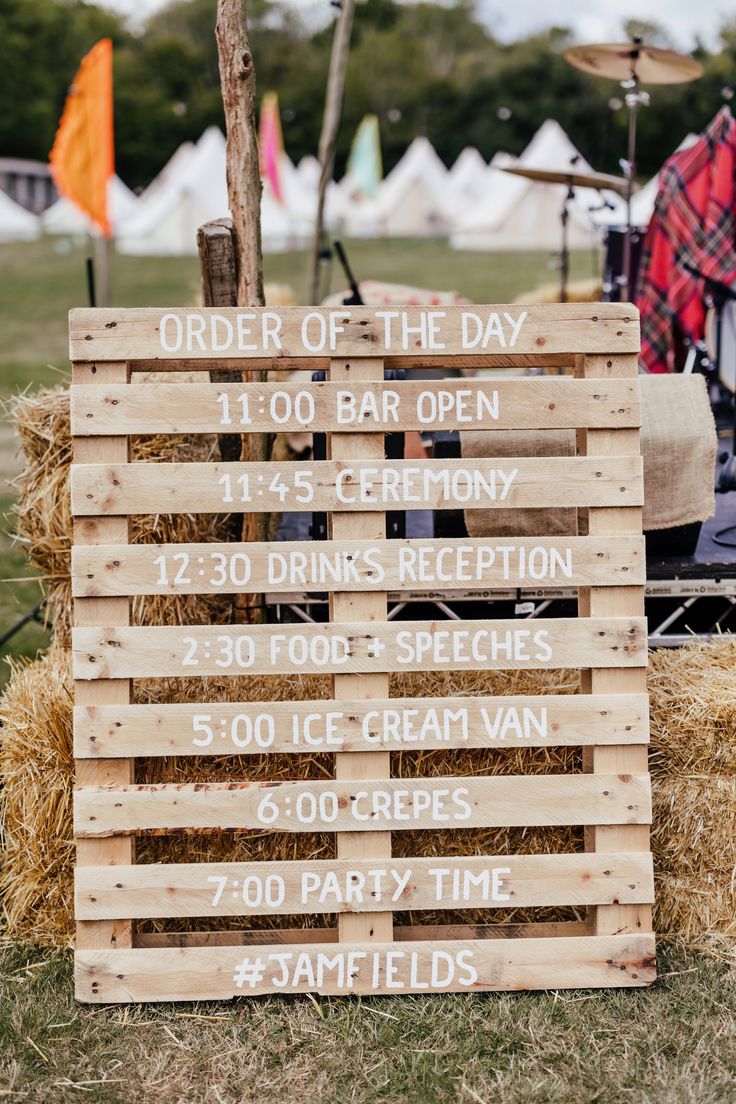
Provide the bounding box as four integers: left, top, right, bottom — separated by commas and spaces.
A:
259, 92, 284, 204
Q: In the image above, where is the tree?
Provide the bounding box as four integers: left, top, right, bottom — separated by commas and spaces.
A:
0, 0, 732, 191
0, 0, 127, 162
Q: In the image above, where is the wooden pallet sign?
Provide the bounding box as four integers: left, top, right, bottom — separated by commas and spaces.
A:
70, 303, 655, 1002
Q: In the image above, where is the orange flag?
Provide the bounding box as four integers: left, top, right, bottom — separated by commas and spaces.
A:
50, 39, 114, 237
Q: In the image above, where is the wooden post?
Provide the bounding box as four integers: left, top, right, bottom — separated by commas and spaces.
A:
73, 361, 133, 957
197, 217, 238, 314
307, 0, 357, 304
197, 218, 241, 469
576, 352, 652, 939
328, 356, 393, 944
215, 0, 264, 309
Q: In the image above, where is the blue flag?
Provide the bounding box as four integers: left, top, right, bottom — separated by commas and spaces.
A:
347, 115, 382, 199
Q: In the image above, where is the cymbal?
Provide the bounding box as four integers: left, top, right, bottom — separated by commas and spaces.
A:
564, 42, 704, 85
501, 164, 634, 196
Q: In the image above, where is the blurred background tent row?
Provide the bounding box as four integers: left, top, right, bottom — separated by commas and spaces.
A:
0, 117, 675, 253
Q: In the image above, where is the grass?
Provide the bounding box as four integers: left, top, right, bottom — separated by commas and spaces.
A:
0, 942, 734, 1104
0, 236, 600, 398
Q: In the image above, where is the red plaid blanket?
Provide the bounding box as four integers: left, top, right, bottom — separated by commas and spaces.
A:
637, 106, 736, 373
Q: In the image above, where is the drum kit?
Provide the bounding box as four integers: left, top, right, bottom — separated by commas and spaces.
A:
501, 36, 704, 304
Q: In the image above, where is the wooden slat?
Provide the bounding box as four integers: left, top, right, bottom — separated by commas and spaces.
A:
70, 456, 644, 516
72, 616, 647, 680
70, 378, 641, 435
69, 304, 641, 362
75, 851, 655, 919
75, 933, 656, 1000
328, 357, 393, 945
73, 692, 650, 758
127, 353, 579, 373
72, 361, 134, 954
71, 535, 646, 597
135, 921, 593, 947
577, 353, 653, 942
73, 773, 652, 836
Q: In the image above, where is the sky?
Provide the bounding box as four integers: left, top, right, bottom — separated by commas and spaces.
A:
99, 0, 729, 50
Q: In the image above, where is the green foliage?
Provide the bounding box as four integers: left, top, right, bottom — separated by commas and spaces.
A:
0, 0, 127, 162
0, 0, 734, 188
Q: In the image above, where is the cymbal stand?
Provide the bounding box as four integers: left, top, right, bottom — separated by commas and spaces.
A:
620, 40, 650, 300
559, 181, 574, 303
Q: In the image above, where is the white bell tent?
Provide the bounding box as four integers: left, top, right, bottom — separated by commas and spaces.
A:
295, 155, 321, 191
0, 189, 40, 242
138, 140, 196, 203
346, 137, 451, 238
447, 147, 489, 209
116, 127, 228, 255
118, 127, 316, 255
451, 119, 618, 251
42, 175, 138, 237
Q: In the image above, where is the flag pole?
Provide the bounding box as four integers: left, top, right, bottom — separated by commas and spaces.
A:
94, 235, 112, 306
307, 0, 357, 305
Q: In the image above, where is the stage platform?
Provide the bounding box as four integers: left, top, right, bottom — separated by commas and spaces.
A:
269, 491, 736, 646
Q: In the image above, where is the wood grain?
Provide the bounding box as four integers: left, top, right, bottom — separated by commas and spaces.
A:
71, 616, 647, 679
69, 312, 654, 1001
576, 353, 653, 942
70, 456, 644, 516
328, 357, 392, 944
75, 852, 654, 919
135, 921, 592, 946
71, 535, 646, 596
70, 378, 641, 435
73, 773, 652, 836
72, 362, 134, 953
69, 304, 640, 362
75, 933, 656, 1001
72, 692, 650, 758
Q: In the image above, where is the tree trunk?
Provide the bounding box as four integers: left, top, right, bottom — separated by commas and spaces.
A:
215, 0, 268, 622
307, 0, 357, 304
215, 0, 264, 310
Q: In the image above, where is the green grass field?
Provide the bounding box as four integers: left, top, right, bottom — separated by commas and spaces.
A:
1, 238, 734, 1104
0, 236, 600, 398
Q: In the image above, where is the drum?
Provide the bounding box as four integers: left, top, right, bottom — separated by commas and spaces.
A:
602, 227, 645, 301
705, 300, 736, 393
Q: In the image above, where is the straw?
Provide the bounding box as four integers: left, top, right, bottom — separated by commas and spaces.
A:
6, 385, 234, 646
2, 385, 733, 948
1, 645, 733, 948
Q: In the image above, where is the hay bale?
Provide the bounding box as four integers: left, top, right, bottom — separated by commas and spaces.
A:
7, 385, 235, 646
648, 638, 736, 775
655, 873, 736, 949
6, 388, 72, 642
132, 669, 582, 934
513, 276, 603, 305
2, 642, 734, 947
0, 648, 74, 946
